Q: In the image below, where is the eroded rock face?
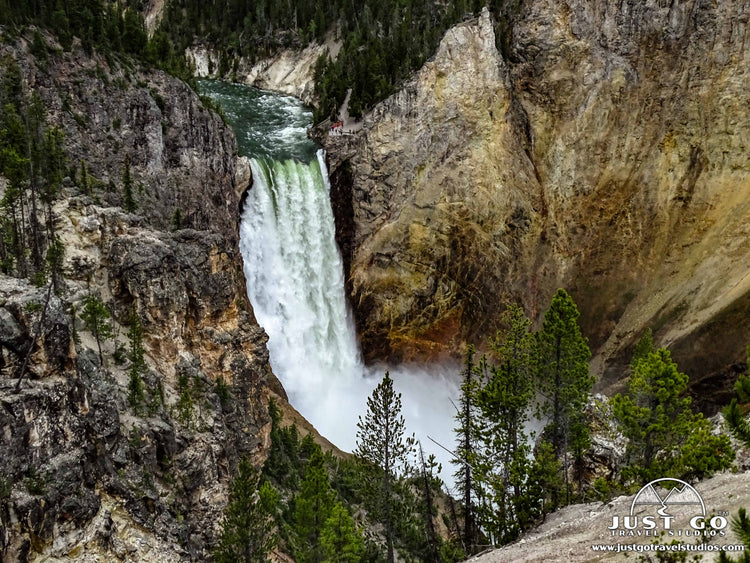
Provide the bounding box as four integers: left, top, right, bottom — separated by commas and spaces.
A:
324, 4, 750, 400
0, 37, 280, 561
186, 39, 340, 105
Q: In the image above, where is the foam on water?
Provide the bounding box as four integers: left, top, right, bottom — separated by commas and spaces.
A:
200, 80, 461, 487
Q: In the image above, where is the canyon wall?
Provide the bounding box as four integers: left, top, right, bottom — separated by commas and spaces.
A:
323, 3, 750, 404
0, 33, 284, 561
186, 38, 340, 105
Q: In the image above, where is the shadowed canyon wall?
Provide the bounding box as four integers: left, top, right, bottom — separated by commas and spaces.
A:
0, 33, 288, 560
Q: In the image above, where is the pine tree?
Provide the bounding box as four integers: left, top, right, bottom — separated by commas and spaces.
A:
612, 348, 734, 483
320, 502, 365, 563
355, 371, 413, 563
122, 8, 147, 56
127, 307, 146, 411
214, 457, 279, 563
293, 449, 336, 563
417, 442, 441, 563
452, 345, 481, 554
262, 398, 302, 490
175, 370, 195, 426
45, 235, 64, 294
534, 289, 593, 506
476, 304, 534, 543
524, 441, 562, 523
80, 159, 89, 194
80, 293, 113, 365
122, 155, 136, 212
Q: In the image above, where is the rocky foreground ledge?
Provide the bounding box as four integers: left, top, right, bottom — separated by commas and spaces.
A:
467, 470, 750, 563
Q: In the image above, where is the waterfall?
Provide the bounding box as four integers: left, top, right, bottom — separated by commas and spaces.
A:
240, 150, 361, 377
197, 79, 459, 476
239, 151, 364, 443
239, 150, 459, 479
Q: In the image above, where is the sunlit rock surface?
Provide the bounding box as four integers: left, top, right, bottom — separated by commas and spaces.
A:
323, 4, 750, 406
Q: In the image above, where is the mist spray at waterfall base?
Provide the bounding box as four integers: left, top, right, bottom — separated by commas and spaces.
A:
240, 153, 460, 486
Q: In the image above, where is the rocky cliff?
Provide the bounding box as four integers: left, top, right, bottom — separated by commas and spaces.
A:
466, 465, 750, 563
322, 3, 750, 405
186, 37, 340, 105
0, 32, 284, 561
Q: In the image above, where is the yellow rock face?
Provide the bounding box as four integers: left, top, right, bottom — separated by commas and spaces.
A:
331, 4, 750, 395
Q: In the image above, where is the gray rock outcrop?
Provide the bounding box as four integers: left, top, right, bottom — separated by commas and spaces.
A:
0, 33, 282, 561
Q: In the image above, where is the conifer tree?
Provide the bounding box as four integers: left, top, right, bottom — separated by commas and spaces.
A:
452, 346, 481, 554
80, 293, 113, 365
524, 441, 562, 522
476, 304, 534, 543
612, 348, 734, 482
320, 502, 365, 563
122, 8, 147, 55
127, 307, 146, 411
80, 159, 89, 194
214, 457, 279, 563
293, 449, 336, 563
355, 371, 413, 563
417, 442, 441, 563
534, 289, 593, 506
122, 155, 136, 212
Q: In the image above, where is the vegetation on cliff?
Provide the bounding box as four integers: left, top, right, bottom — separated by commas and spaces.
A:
449, 292, 736, 557
0, 0, 193, 83
156, 0, 525, 121
0, 14, 274, 560
253, 395, 460, 563
0, 56, 66, 286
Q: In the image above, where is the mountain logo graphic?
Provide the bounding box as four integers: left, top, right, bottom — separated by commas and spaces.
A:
630, 478, 706, 518
608, 478, 728, 536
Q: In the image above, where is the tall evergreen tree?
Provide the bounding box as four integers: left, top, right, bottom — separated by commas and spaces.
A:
476, 304, 535, 544
355, 372, 413, 563
80, 293, 113, 365
127, 307, 146, 411
293, 449, 336, 563
417, 442, 441, 563
122, 154, 136, 212
122, 8, 147, 55
452, 345, 481, 554
214, 457, 279, 563
534, 289, 593, 506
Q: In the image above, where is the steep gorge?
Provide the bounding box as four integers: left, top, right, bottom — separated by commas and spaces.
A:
0, 33, 294, 561
322, 2, 750, 405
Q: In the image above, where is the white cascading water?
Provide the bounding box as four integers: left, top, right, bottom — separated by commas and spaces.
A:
240, 150, 459, 483
241, 151, 360, 393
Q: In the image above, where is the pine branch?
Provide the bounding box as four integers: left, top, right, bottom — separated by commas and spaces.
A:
724, 399, 750, 448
